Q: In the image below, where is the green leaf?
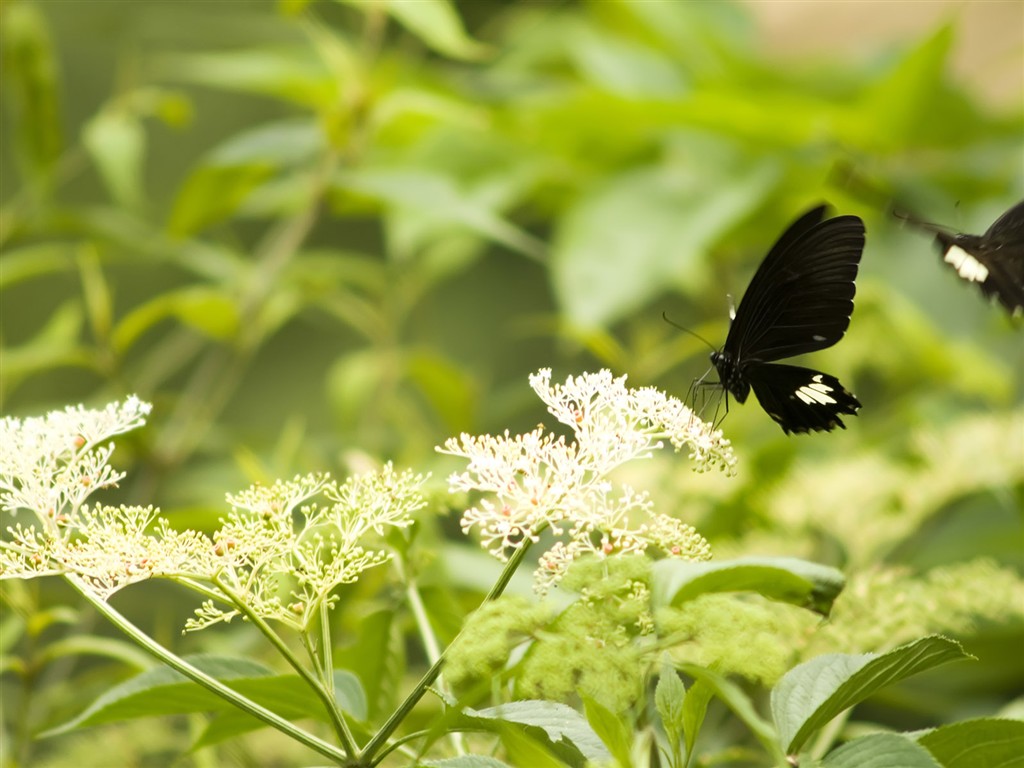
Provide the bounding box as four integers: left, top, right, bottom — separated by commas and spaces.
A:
916, 718, 1024, 768
193, 670, 367, 747
582, 695, 632, 767
45, 656, 365, 739
0, 243, 75, 289
651, 556, 845, 616
43, 655, 274, 735
465, 701, 612, 767
338, 0, 489, 61
35, 635, 153, 673
168, 163, 274, 236
0, 300, 88, 394
822, 732, 940, 768
83, 109, 146, 209
855, 25, 960, 150
158, 47, 337, 107
655, 661, 686, 745
678, 664, 782, 763
681, 678, 712, 762
771, 636, 975, 755
552, 160, 776, 329
334, 168, 545, 261
112, 287, 240, 352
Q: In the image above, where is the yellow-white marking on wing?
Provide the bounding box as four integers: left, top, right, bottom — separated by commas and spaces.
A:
795, 374, 837, 405
944, 245, 989, 283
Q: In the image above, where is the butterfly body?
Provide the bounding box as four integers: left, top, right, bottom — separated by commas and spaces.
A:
899, 200, 1024, 316
710, 205, 865, 435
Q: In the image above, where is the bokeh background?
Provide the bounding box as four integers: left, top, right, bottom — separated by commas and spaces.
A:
2, 1, 1022, 765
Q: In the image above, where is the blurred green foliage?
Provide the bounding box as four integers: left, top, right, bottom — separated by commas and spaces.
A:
1, 0, 1022, 765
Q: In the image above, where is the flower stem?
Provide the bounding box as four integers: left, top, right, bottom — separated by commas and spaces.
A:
210, 574, 358, 756
68, 575, 349, 765
359, 537, 537, 765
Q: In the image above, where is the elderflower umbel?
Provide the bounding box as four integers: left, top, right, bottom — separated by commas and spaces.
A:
438, 369, 734, 593
1, 398, 427, 630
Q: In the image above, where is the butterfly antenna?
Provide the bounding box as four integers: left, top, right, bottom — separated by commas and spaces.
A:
661, 312, 717, 352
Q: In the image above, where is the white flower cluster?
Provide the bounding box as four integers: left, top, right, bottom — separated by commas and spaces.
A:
192, 464, 425, 631
439, 369, 732, 592
1, 398, 426, 626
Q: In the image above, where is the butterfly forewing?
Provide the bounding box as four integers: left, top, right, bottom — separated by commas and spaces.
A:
983, 199, 1024, 242
724, 210, 865, 363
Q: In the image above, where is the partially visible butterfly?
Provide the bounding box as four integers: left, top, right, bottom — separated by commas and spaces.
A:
708, 205, 865, 435
895, 200, 1024, 317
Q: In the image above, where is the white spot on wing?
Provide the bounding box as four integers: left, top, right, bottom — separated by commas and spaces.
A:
812, 334, 826, 342
944, 245, 989, 283
794, 374, 837, 405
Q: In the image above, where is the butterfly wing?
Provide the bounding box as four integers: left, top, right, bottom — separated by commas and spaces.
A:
943, 199, 1024, 316
900, 200, 1024, 316
746, 364, 861, 434
723, 206, 865, 365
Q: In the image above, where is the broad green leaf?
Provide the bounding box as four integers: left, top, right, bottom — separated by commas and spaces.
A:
43, 655, 274, 735
582, 695, 632, 768
338, 0, 489, 61
1, 3, 62, 182
771, 636, 974, 755
193, 670, 367, 748
678, 664, 782, 763
916, 718, 1024, 768
83, 109, 146, 209
822, 732, 939, 768
112, 287, 240, 352
158, 47, 337, 107
46, 656, 366, 740
552, 160, 776, 329
333, 168, 545, 260
652, 557, 845, 615
465, 701, 612, 767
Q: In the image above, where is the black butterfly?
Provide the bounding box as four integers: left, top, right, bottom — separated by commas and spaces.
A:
709, 205, 865, 435
895, 200, 1024, 317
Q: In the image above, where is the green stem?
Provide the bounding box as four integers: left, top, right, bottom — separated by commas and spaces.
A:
210, 574, 357, 756
67, 575, 348, 764
404, 566, 465, 757
359, 537, 537, 765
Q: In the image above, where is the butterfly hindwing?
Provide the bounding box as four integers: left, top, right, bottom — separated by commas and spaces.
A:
747, 364, 861, 435
724, 208, 865, 363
